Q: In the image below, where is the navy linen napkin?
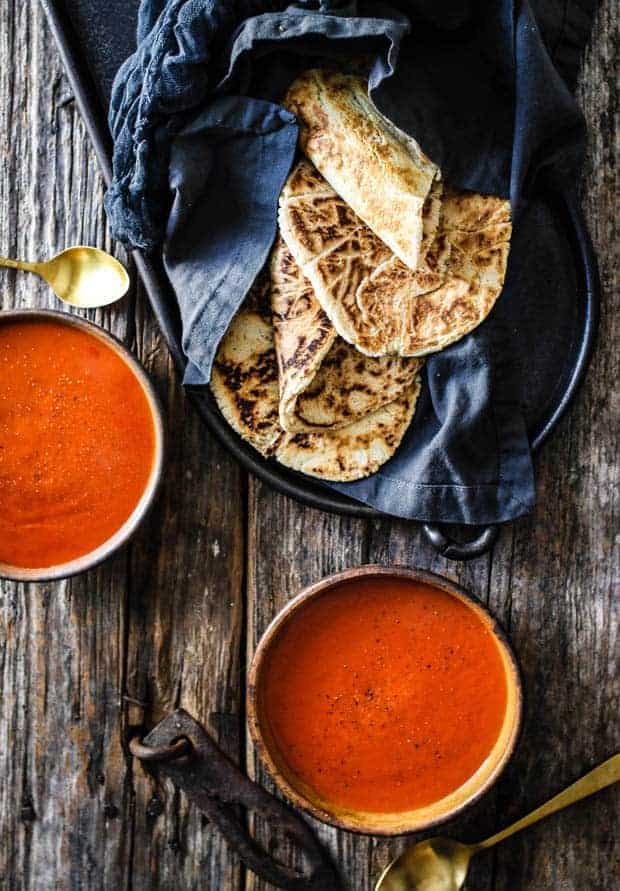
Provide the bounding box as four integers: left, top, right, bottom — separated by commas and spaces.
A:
106, 0, 596, 525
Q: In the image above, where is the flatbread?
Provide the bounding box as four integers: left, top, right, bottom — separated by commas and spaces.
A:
270, 236, 422, 433
209, 273, 282, 457
279, 161, 511, 357
284, 69, 440, 271
210, 278, 421, 481
276, 385, 420, 482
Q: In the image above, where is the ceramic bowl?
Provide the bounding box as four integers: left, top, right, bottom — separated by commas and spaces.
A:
0, 308, 165, 582
248, 565, 522, 835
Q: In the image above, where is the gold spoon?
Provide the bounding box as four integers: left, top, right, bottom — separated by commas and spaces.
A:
0, 246, 129, 308
376, 753, 620, 891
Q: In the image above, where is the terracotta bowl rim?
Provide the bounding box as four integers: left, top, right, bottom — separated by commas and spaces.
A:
247, 564, 523, 836
0, 307, 165, 582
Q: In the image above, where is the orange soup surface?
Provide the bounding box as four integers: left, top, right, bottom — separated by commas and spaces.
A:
262, 578, 509, 814
0, 319, 156, 568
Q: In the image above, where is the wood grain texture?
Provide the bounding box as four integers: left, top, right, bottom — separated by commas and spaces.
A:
0, 0, 618, 889
123, 286, 245, 890
245, 1, 619, 888
245, 490, 368, 891
0, 2, 245, 889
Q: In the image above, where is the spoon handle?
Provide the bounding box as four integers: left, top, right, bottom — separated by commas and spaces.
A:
0, 256, 38, 272
476, 753, 620, 852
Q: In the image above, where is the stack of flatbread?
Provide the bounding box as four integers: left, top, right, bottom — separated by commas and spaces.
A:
211, 69, 512, 482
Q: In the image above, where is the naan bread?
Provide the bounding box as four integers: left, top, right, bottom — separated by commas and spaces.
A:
270, 236, 422, 433
279, 161, 511, 357
284, 69, 440, 271
210, 273, 282, 457
276, 386, 420, 481
210, 278, 421, 481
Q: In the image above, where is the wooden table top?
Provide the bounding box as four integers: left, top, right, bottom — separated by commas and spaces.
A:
0, 3, 617, 889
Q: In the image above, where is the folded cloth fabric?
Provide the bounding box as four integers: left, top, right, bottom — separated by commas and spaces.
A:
106, 0, 597, 525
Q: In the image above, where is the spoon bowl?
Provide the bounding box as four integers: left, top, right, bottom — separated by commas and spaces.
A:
376, 839, 472, 891
375, 753, 620, 890
0, 246, 129, 308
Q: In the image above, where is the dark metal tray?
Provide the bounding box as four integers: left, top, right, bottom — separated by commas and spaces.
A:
41, 0, 599, 560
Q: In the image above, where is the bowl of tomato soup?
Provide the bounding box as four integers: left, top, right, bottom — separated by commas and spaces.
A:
0, 310, 164, 581
248, 566, 522, 835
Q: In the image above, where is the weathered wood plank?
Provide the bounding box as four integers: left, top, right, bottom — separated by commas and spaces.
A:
366, 3, 620, 890
485, 2, 620, 888
0, 3, 247, 889
123, 286, 246, 890
245, 485, 369, 891
0, 2, 134, 887
363, 525, 499, 891
243, 1, 618, 887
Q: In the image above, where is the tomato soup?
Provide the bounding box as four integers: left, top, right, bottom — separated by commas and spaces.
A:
0, 318, 157, 569
260, 577, 510, 815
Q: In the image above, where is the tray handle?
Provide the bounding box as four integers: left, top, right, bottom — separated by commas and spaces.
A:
422, 523, 499, 560
130, 709, 340, 891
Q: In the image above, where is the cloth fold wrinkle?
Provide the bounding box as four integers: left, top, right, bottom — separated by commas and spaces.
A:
216, 6, 409, 96
164, 95, 298, 385
106, 0, 597, 525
